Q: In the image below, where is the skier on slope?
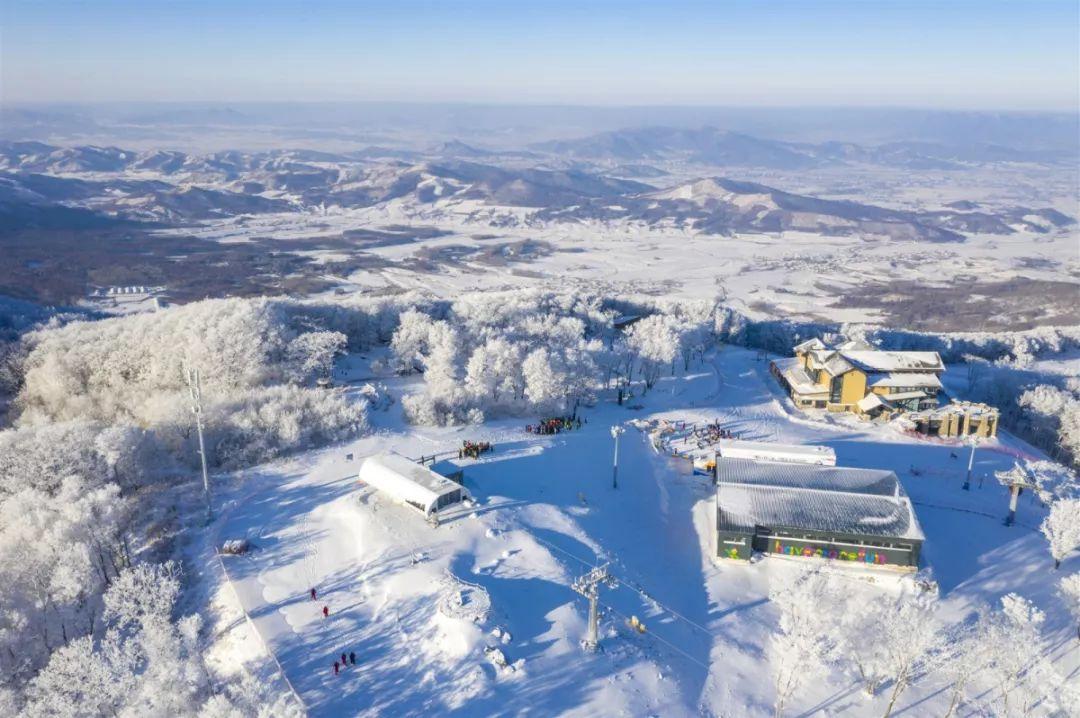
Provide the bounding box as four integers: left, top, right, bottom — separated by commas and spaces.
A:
323, 605, 330, 618
349, 651, 357, 665
333, 661, 340, 676
310, 587, 317, 601
341, 652, 348, 667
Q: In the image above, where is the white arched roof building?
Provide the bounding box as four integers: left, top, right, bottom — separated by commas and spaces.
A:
358, 451, 470, 517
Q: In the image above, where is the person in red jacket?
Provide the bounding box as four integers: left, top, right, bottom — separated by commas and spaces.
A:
322, 605, 329, 618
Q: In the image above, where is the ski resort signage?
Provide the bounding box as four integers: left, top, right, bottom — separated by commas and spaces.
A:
769, 538, 892, 565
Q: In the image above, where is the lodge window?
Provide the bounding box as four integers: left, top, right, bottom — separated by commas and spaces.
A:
829, 376, 843, 403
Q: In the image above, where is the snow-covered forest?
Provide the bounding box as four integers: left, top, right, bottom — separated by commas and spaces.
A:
388, 292, 715, 424
769, 569, 1079, 717
0, 296, 393, 713
0, 289, 1078, 716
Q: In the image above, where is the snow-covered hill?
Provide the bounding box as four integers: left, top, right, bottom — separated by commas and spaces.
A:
2, 142, 1072, 240
208, 346, 1080, 716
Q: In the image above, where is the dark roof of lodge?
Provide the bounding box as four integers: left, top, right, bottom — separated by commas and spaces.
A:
716, 459, 924, 541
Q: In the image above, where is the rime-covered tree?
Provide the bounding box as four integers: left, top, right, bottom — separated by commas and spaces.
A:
1060, 573, 1080, 642
940, 617, 989, 718
828, 583, 940, 712
285, 330, 346, 384
768, 572, 832, 718
23, 563, 220, 718
877, 593, 940, 718
390, 309, 434, 374
1041, 498, 1080, 569
980, 593, 1059, 716
0, 477, 131, 684
627, 315, 680, 391
1025, 460, 1080, 503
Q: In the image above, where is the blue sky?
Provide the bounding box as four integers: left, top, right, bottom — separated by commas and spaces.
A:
2, 0, 1077, 110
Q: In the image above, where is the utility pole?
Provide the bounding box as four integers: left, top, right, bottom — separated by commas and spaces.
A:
610, 425, 625, 490
186, 367, 212, 523
962, 436, 977, 491
572, 564, 614, 652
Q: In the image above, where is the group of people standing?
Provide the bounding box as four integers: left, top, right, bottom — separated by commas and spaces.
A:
693, 420, 738, 446
459, 440, 493, 459
332, 651, 357, 676
527, 415, 583, 435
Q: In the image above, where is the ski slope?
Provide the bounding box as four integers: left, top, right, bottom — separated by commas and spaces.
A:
211, 347, 1079, 716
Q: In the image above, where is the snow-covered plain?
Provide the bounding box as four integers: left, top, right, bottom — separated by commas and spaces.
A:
162, 199, 1078, 330
210, 346, 1078, 716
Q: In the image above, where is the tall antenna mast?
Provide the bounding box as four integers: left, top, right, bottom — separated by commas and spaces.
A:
186, 367, 212, 523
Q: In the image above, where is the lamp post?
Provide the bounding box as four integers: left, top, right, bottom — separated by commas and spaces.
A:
962, 436, 978, 491
610, 425, 625, 490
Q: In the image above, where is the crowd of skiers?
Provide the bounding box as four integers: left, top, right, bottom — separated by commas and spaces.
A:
527, 415, 584, 435
459, 440, 493, 459
692, 420, 738, 445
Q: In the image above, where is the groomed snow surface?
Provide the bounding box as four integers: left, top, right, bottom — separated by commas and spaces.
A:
211, 347, 1078, 716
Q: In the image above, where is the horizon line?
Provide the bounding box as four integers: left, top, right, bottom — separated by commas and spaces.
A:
2, 99, 1078, 116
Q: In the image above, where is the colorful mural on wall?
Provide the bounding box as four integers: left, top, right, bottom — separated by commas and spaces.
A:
772, 539, 888, 565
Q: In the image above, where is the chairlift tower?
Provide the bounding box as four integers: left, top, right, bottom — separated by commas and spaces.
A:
572, 564, 616, 652
995, 463, 1038, 527
186, 367, 212, 523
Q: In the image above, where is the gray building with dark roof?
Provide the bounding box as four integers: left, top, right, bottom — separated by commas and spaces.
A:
715, 459, 924, 570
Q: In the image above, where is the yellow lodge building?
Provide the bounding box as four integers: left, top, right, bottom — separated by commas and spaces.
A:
772, 338, 945, 415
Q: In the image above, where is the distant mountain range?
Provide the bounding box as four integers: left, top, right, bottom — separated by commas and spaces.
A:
535, 128, 819, 168
530, 126, 1077, 169
0, 141, 1073, 241
538, 177, 1073, 242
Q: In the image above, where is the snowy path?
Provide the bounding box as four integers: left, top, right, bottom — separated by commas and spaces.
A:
213, 346, 1079, 717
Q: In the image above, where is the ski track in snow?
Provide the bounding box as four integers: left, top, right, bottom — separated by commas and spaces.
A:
213, 346, 1080, 717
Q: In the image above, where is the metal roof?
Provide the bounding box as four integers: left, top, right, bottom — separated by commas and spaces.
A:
716, 459, 924, 541
358, 451, 469, 516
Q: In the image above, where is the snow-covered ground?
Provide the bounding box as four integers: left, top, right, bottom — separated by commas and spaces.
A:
209, 347, 1078, 716
161, 203, 1078, 329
